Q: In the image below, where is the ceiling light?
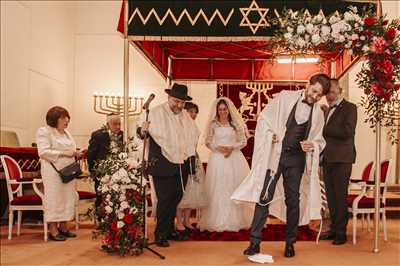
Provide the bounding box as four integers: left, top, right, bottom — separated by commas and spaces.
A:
277, 56, 320, 64
295, 57, 320, 63
276, 57, 292, 64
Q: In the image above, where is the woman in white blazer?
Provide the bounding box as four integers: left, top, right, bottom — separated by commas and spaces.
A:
36, 106, 84, 241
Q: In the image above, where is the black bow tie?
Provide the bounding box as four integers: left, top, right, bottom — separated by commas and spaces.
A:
301, 99, 313, 107
329, 104, 338, 110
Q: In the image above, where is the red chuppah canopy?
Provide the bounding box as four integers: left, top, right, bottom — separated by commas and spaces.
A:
132, 40, 333, 81
117, 0, 374, 81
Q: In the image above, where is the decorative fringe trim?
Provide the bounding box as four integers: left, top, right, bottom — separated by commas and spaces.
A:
128, 36, 271, 42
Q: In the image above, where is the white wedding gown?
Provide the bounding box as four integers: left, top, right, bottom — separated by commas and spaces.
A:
199, 123, 253, 232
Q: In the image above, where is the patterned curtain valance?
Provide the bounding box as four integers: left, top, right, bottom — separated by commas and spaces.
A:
124, 0, 375, 40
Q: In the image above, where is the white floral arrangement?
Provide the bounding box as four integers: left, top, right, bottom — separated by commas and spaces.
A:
274, 6, 367, 54
271, 6, 400, 143
95, 136, 145, 256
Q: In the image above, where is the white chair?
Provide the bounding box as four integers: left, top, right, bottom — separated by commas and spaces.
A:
348, 160, 391, 244
1, 155, 47, 241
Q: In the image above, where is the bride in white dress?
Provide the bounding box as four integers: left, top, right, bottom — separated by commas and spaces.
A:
199, 97, 253, 232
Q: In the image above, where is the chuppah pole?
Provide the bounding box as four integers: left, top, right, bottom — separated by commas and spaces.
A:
123, 0, 129, 144
373, 0, 382, 253
373, 121, 382, 253
167, 56, 172, 86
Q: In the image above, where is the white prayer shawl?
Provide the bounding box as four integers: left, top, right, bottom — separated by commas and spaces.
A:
141, 102, 200, 164
231, 90, 326, 225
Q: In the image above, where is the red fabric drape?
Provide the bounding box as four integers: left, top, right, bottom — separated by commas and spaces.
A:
117, 0, 125, 34
218, 83, 305, 164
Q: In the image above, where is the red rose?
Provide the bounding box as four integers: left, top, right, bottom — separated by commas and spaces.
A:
383, 52, 391, 60
123, 213, 134, 224
371, 83, 393, 100
364, 17, 376, 26
396, 51, 400, 60
370, 37, 386, 54
374, 72, 386, 82
363, 30, 373, 38
371, 83, 384, 96
386, 28, 396, 40
111, 221, 118, 231
383, 91, 393, 100
395, 84, 400, 91
379, 59, 394, 76
133, 191, 142, 202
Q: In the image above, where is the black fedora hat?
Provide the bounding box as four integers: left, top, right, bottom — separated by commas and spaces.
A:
165, 83, 192, 101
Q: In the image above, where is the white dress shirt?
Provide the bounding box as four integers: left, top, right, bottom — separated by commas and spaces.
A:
326, 98, 343, 123
295, 92, 312, 124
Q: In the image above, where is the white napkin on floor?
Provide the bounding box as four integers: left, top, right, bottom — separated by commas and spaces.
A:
247, 253, 274, 264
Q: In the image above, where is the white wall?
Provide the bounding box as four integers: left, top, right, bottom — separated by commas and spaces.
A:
1, 1, 75, 146
72, 1, 168, 148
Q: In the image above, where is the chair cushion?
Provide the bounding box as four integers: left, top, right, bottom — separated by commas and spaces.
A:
347, 194, 385, 209
10, 195, 42, 206
78, 191, 96, 200
16, 177, 34, 182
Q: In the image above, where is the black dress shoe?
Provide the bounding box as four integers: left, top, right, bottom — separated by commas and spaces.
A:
58, 229, 77, 238
177, 229, 189, 240
155, 238, 170, 247
184, 225, 196, 231
319, 233, 335, 240
49, 233, 66, 241
243, 242, 260, 256
284, 243, 295, 257
167, 230, 188, 241
332, 237, 347, 245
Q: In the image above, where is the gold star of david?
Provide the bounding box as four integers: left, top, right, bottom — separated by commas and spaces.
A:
239, 0, 269, 34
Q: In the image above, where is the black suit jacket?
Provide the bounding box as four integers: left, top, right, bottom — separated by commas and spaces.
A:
137, 127, 195, 177
323, 99, 357, 163
87, 128, 123, 174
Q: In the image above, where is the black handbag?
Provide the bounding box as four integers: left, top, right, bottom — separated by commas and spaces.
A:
51, 161, 82, 183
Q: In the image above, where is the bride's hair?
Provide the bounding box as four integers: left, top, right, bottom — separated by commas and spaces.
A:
216, 99, 236, 130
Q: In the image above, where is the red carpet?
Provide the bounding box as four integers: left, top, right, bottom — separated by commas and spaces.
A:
188, 224, 317, 241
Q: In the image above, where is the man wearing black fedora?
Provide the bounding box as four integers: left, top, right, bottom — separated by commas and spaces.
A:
137, 83, 200, 247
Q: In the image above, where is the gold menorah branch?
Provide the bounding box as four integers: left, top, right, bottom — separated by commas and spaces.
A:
93, 93, 144, 116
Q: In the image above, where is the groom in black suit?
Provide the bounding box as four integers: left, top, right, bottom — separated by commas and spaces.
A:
321, 79, 357, 245
87, 114, 123, 213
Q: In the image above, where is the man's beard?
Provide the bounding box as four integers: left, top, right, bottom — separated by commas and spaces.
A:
171, 107, 183, 114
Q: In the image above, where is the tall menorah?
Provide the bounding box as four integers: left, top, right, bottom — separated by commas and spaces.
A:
93, 92, 144, 116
